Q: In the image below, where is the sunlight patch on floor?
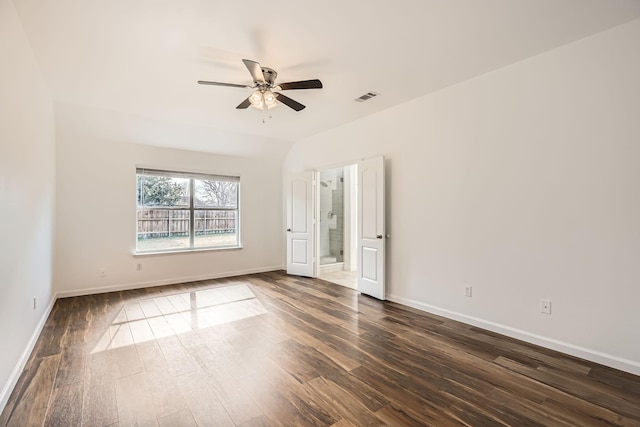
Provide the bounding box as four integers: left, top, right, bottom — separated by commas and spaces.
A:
91, 284, 267, 354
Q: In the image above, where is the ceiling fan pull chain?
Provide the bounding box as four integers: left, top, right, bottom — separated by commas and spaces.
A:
262, 108, 270, 124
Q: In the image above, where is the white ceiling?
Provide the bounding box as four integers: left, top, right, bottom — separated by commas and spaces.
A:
12, 0, 640, 150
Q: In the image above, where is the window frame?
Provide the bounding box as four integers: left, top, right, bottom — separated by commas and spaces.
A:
135, 168, 241, 254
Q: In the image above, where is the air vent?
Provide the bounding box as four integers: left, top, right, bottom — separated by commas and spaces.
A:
355, 91, 380, 102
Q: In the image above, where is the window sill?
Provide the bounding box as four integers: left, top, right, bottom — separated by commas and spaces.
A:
133, 245, 243, 257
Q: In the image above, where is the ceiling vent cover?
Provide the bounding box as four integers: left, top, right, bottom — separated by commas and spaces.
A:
355, 91, 380, 102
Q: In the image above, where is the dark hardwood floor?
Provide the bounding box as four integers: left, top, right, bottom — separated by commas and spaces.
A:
1, 270, 639, 426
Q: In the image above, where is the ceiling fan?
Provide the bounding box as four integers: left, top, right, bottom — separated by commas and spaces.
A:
198, 59, 323, 111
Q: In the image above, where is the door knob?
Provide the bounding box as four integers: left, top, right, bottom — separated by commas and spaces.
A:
287, 228, 291, 232
376, 234, 383, 239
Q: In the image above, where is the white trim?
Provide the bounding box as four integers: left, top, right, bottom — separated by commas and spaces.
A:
135, 164, 242, 181
136, 167, 240, 182
0, 295, 57, 414
387, 293, 640, 376
133, 245, 243, 257
56, 266, 284, 298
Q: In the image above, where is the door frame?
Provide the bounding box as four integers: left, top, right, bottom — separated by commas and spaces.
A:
288, 157, 386, 294
313, 163, 358, 282
311, 157, 385, 297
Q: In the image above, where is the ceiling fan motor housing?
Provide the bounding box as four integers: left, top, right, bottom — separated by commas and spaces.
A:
260, 67, 278, 87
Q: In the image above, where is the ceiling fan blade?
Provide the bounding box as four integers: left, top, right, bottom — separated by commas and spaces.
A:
197, 81, 249, 88
275, 93, 305, 111
236, 97, 251, 109
242, 59, 266, 84
277, 79, 323, 90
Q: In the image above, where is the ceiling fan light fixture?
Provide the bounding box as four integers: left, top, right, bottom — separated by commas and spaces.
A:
263, 90, 276, 107
249, 90, 279, 110
249, 91, 264, 109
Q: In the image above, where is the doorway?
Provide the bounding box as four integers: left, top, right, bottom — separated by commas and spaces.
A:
286, 156, 386, 299
317, 165, 358, 289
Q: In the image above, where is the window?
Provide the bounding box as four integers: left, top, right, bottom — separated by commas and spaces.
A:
136, 168, 240, 253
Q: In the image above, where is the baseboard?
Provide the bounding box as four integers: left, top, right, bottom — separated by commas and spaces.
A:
387, 293, 640, 376
0, 295, 56, 414
56, 265, 285, 298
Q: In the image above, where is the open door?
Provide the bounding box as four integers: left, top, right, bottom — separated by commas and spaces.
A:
357, 156, 385, 299
286, 171, 315, 277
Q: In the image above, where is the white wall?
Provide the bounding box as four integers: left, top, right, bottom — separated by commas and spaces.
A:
0, 0, 56, 410
55, 115, 284, 296
285, 19, 640, 374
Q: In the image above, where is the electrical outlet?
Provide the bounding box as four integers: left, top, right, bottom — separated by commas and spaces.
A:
540, 299, 551, 314
464, 286, 472, 297
99, 268, 106, 277
136, 263, 143, 271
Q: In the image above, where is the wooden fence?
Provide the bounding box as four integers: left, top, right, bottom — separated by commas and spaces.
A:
137, 209, 236, 238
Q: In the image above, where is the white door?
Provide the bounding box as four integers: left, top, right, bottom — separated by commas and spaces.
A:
357, 156, 385, 299
286, 171, 315, 277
